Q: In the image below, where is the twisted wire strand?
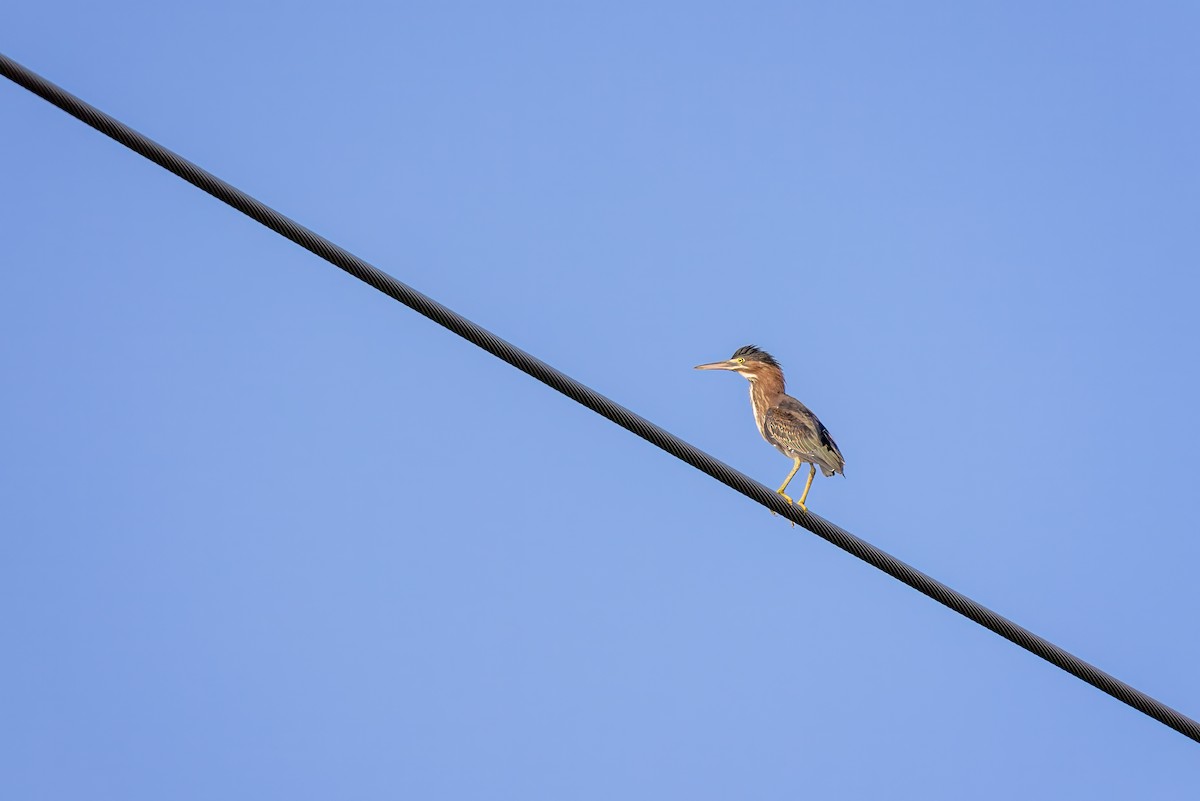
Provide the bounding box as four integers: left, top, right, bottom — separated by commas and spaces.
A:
4, 51, 1196, 744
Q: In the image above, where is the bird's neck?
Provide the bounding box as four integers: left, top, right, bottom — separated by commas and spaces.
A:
747, 373, 785, 403
747, 374, 786, 430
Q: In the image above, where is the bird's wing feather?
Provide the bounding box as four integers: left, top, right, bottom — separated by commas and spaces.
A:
765, 397, 845, 477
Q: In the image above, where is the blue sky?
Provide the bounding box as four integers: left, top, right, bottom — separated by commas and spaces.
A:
3, 2, 1198, 798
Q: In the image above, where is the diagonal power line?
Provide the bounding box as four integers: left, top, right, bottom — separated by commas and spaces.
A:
3, 51, 1197, 744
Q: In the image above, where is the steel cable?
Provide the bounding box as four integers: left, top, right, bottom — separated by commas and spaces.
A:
4, 51, 1197, 744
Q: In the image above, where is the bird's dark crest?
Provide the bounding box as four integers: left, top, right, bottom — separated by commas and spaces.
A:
731, 345, 780, 368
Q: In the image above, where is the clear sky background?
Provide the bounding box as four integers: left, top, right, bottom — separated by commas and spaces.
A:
3, 3, 1198, 798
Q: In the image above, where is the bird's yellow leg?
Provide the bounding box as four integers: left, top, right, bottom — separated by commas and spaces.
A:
774, 458, 803, 505
795, 465, 817, 512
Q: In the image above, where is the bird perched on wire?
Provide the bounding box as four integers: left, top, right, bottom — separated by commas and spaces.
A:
695, 345, 844, 512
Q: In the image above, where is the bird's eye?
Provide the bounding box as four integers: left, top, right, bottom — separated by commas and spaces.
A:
736, 358, 745, 363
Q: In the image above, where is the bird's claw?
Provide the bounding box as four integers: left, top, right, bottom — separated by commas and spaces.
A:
771, 490, 799, 526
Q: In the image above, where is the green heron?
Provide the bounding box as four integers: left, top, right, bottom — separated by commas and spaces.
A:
695, 345, 844, 512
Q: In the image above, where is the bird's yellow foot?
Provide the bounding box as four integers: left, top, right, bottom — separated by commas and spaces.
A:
772, 490, 797, 525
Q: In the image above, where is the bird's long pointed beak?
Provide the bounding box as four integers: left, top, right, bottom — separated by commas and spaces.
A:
694, 360, 738, 371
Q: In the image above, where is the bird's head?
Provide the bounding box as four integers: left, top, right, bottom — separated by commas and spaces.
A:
694, 345, 783, 384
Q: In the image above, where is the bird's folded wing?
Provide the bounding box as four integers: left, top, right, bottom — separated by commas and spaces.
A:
765, 399, 844, 476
